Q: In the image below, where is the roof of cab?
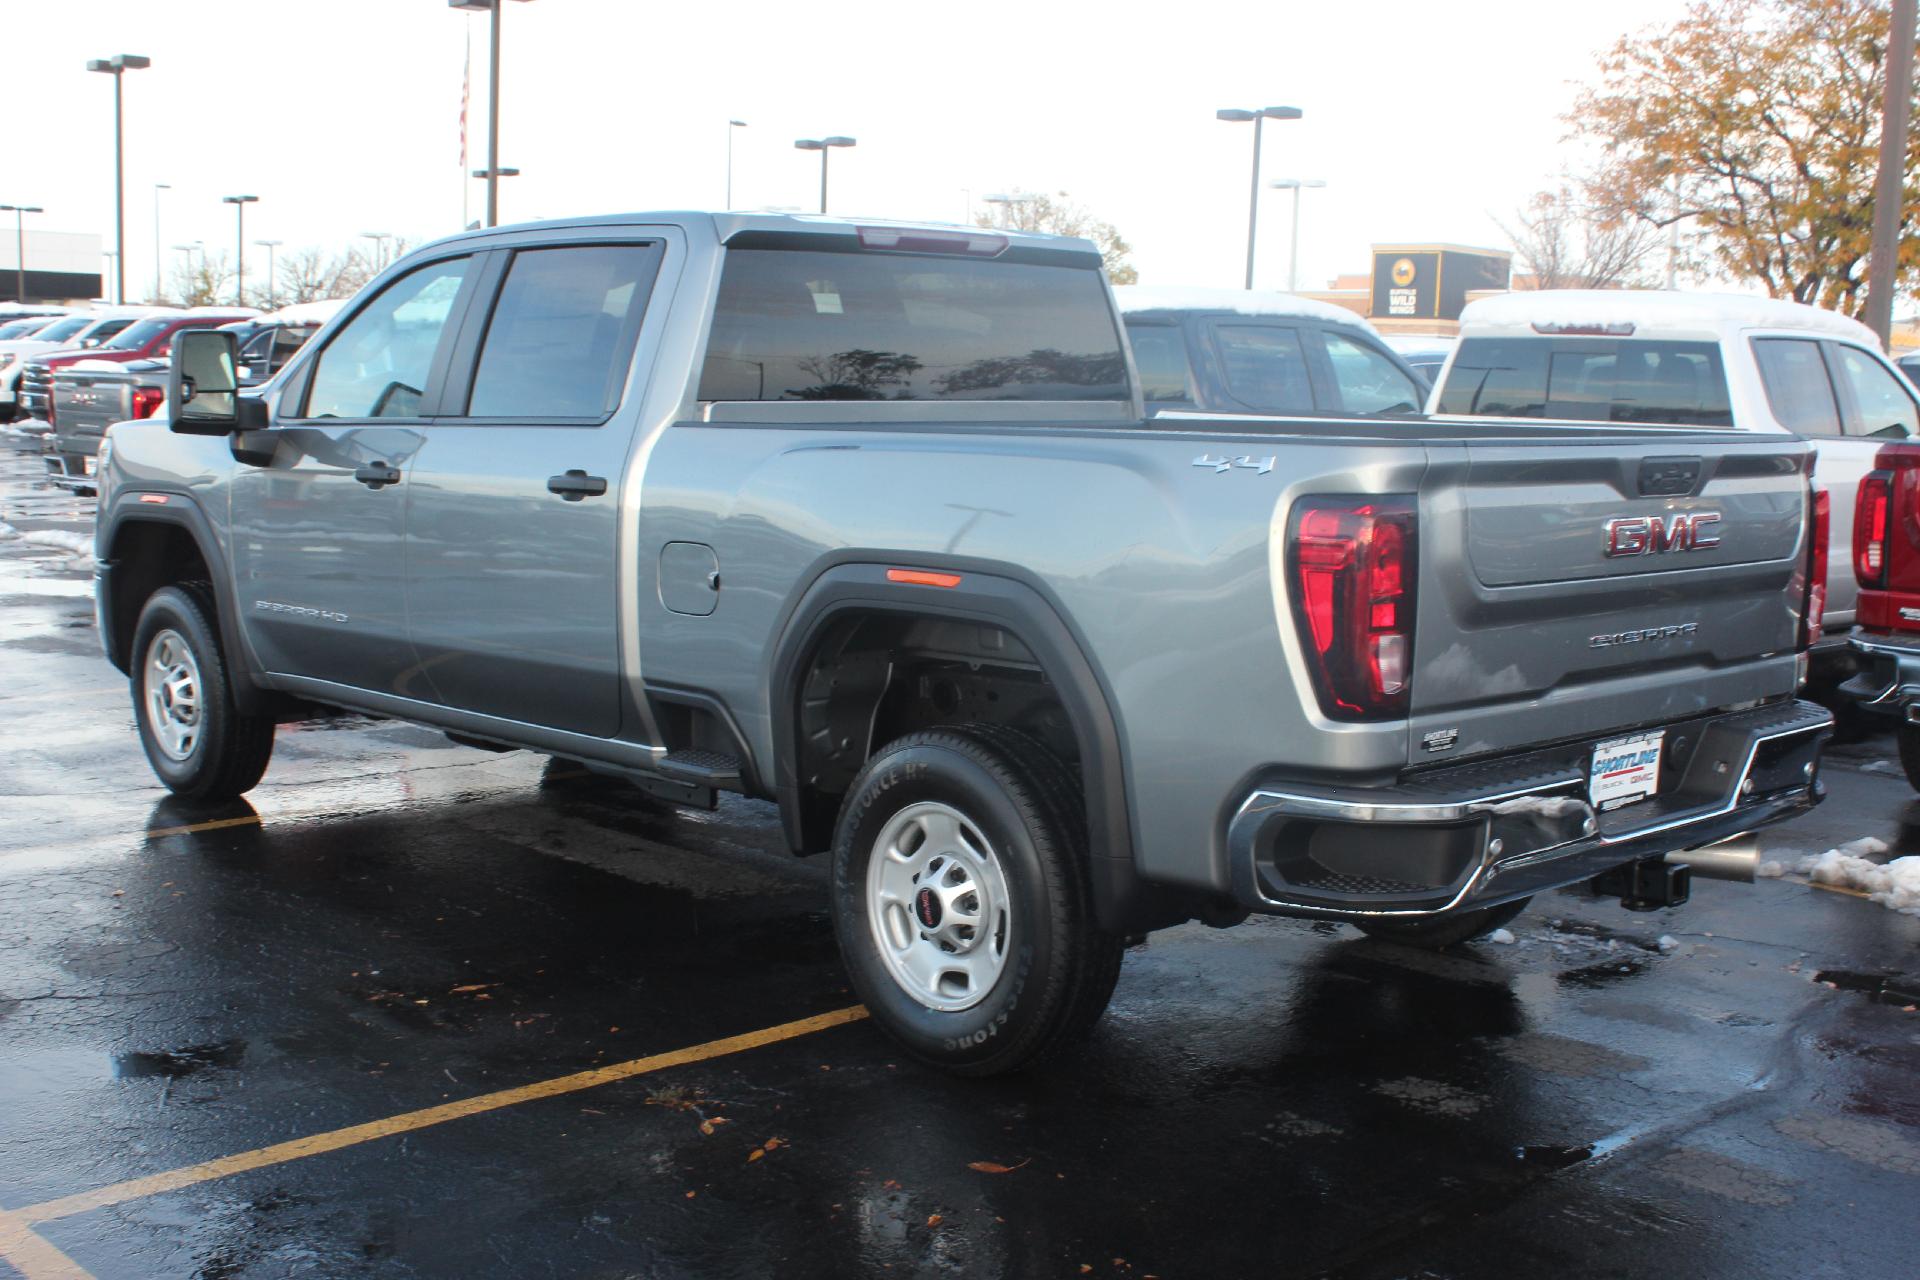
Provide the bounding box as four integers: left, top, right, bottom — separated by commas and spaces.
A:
1458, 289, 1877, 344
413, 211, 1103, 261
1114, 285, 1375, 330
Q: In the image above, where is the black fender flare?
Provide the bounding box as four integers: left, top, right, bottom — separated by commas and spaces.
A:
97, 488, 269, 714
767, 560, 1170, 932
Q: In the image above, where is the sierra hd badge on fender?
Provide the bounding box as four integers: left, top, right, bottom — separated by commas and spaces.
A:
1603, 511, 1721, 557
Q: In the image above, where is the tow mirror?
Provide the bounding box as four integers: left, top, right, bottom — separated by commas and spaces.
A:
169, 329, 269, 435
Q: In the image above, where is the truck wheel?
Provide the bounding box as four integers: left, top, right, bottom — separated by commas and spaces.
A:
1353, 897, 1531, 949
829, 727, 1124, 1076
130, 585, 275, 802
1899, 724, 1920, 793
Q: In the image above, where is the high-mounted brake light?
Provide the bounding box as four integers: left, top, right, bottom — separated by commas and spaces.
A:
1803, 487, 1829, 651
857, 226, 1008, 257
1287, 496, 1418, 721
130, 385, 165, 420
886, 568, 963, 589
1530, 321, 1636, 336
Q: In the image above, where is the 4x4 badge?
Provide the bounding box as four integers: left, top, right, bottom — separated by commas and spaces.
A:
1194, 454, 1276, 475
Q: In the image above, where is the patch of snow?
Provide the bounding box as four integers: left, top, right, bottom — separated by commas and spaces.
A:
258, 298, 348, 326
1657, 935, 1680, 952
1114, 285, 1378, 331
0, 521, 17, 540
1458, 289, 1877, 345
1795, 842, 1920, 915
1755, 860, 1787, 878
1486, 928, 1517, 945
19, 529, 93, 558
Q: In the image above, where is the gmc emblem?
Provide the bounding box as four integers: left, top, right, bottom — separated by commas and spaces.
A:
1603, 512, 1721, 558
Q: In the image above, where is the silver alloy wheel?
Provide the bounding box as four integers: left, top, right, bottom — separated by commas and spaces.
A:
865, 800, 1013, 1012
143, 627, 203, 762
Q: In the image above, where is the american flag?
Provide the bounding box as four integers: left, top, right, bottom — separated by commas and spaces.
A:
458, 25, 470, 168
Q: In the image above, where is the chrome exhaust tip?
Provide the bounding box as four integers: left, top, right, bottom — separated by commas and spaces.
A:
1666, 835, 1761, 883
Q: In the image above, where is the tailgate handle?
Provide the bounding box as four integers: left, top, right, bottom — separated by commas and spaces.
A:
1639, 456, 1702, 497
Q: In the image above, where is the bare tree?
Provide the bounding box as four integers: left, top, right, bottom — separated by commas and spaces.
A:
975, 192, 1139, 284
1497, 183, 1663, 290
274, 237, 417, 305
169, 251, 235, 308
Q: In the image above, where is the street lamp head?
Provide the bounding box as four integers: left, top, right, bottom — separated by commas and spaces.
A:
795, 139, 826, 150
471, 167, 520, 178
1269, 178, 1327, 190
222, 194, 259, 205
0, 205, 44, 215
823, 136, 856, 148
1216, 109, 1257, 122
254, 239, 283, 248
730, 119, 747, 128
88, 54, 151, 74
1261, 106, 1302, 120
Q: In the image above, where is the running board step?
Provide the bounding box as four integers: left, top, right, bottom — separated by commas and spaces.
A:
655, 749, 743, 789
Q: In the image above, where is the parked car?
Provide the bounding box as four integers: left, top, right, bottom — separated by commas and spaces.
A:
17, 307, 257, 424
1115, 286, 1426, 417
1378, 334, 1456, 389
0, 311, 149, 424
45, 301, 343, 490
97, 213, 1829, 1074
1429, 290, 1916, 664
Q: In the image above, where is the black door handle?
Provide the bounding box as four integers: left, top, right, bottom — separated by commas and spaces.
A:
547, 469, 608, 501
353, 462, 402, 489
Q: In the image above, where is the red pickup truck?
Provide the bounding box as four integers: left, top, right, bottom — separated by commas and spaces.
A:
1844, 442, 1920, 786
15, 308, 257, 424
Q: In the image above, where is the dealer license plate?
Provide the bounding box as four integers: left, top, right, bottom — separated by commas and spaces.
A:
1589, 731, 1664, 811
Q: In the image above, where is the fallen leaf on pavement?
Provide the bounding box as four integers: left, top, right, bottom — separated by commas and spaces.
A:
926, 1214, 943, 1228
967, 1159, 1030, 1174
747, 1148, 765, 1163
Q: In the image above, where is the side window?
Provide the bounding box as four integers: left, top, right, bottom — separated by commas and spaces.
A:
303, 257, 470, 419
272, 326, 316, 372
1213, 324, 1314, 413
467, 244, 659, 418
1752, 338, 1842, 436
1124, 322, 1195, 403
1322, 331, 1422, 415
1831, 344, 1919, 439
236, 328, 275, 379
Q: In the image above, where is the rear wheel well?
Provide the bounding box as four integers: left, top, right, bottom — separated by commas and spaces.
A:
793, 611, 1081, 853
105, 521, 210, 669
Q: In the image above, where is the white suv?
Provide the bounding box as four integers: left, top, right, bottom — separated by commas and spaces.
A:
1429, 290, 1917, 645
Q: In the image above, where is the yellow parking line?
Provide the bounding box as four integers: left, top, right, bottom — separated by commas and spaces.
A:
0, 1212, 95, 1280
142, 815, 263, 840
13, 1005, 868, 1227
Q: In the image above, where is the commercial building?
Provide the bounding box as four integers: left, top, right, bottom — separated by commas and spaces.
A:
0, 229, 106, 303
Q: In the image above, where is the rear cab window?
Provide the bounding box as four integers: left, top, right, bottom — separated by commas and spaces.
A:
1439, 337, 1734, 426
1123, 321, 1196, 404
698, 246, 1127, 403
1210, 324, 1314, 414
1752, 337, 1843, 436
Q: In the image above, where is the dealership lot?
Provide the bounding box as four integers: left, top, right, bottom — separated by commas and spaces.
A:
0, 443, 1916, 1279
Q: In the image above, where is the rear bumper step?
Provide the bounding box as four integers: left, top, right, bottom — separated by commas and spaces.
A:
1843, 631, 1920, 720
1227, 699, 1831, 919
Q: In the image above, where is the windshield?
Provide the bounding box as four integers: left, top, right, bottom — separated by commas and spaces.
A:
29, 317, 93, 344
0, 320, 43, 339
99, 318, 176, 351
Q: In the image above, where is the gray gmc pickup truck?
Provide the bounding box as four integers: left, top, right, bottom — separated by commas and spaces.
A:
94, 212, 1832, 1073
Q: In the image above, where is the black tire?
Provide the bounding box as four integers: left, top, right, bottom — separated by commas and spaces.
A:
130, 584, 275, 802
1899, 724, 1920, 793
1352, 896, 1531, 950
829, 726, 1125, 1076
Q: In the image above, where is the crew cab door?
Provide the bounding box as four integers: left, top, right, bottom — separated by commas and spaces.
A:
231, 253, 478, 694
401, 237, 662, 738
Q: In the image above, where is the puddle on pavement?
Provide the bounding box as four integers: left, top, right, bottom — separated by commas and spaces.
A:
1515, 1142, 1595, 1170
1556, 957, 1649, 989
112, 1039, 248, 1079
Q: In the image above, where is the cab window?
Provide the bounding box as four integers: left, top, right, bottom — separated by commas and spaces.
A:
1124, 322, 1196, 403
1830, 344, 1918, 439
466, 244, 659, 418
303, 258, 470, 419
1752, 338, 1842, 436
1213, 324, 1315, 413
1322, 331, 1421, 415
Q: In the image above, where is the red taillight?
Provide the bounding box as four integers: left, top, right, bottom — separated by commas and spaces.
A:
130, 385, 164, 420
1855, 472, 1890, 589
1803, 487, 1829, 650
1287, 495, 1418, 720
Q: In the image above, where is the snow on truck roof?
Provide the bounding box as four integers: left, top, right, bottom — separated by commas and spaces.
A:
1113, 286, 1373, 330
1459, 289, 1876, 344
255, 298, 347, 326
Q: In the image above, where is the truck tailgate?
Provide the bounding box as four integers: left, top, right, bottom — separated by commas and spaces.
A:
50, 369, 132, 441
1409, 433, 1811, 764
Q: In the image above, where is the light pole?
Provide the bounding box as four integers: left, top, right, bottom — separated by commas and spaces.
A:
0, 204, 43, 303
223, 195, 258, 307
1217, 105, 1302, 289
254, 240, 282, 310
1269, 178, 1326, 292
726, 119, 747, 208
172, 241, 201, 299
794, 137, 856, 214
448, 0, 534, 228
152, 183, 170, 302
360, 231, 395, 275
86, 54, 151, 304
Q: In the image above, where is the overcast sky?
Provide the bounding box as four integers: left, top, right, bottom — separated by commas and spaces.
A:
12, 0, 1696, 300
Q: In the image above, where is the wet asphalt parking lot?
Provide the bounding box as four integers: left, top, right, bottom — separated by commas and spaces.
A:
0, 440, 1917, 1280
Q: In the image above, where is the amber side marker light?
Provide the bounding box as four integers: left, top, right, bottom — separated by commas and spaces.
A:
886, 568, 963, 588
